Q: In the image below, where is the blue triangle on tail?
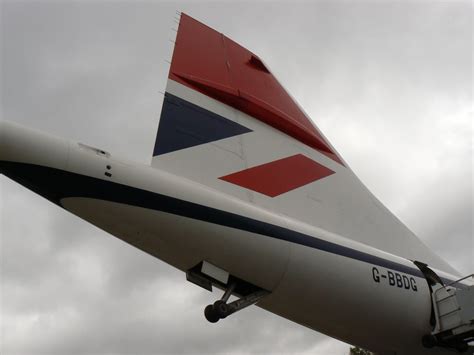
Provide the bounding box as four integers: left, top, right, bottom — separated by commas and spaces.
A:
153, 93, 252, 156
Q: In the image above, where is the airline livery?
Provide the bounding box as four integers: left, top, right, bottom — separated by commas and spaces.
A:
1, 13, 472, 355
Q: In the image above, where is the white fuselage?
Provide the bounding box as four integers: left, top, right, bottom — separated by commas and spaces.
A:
0, 121, 466, 354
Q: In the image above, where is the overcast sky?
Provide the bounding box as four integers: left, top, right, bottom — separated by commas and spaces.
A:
1, 1, 472, 354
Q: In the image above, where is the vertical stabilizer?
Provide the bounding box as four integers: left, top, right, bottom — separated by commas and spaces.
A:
151, 13, 457, 275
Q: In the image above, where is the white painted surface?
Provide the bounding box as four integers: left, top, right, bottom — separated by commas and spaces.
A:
151, 81, 457, 275
1, 120, 469, 354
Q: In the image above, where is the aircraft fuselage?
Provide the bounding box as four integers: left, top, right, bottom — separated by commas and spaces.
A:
2, 120, 467, 354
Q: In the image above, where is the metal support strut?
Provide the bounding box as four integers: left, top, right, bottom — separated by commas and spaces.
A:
204, 283, 269, 323
422, 274, 474, 353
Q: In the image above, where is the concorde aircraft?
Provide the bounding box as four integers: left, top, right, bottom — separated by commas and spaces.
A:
1, 13, 473, 355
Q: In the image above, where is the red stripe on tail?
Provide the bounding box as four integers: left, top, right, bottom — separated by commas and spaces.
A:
220, 154, 335, 197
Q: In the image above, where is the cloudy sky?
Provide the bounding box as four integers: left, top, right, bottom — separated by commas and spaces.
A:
1, 1, 472, 354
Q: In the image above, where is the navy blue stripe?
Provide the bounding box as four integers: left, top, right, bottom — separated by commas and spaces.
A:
2, 162, 456, 283
153, 93, 252, 156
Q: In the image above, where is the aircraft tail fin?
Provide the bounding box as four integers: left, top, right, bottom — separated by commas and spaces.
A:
151, 13, 456, 275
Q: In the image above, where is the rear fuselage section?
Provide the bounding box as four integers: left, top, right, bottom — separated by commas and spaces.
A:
0, 121, 464, 354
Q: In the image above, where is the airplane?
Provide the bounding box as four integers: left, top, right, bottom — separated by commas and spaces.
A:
1, 13, 472, 355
